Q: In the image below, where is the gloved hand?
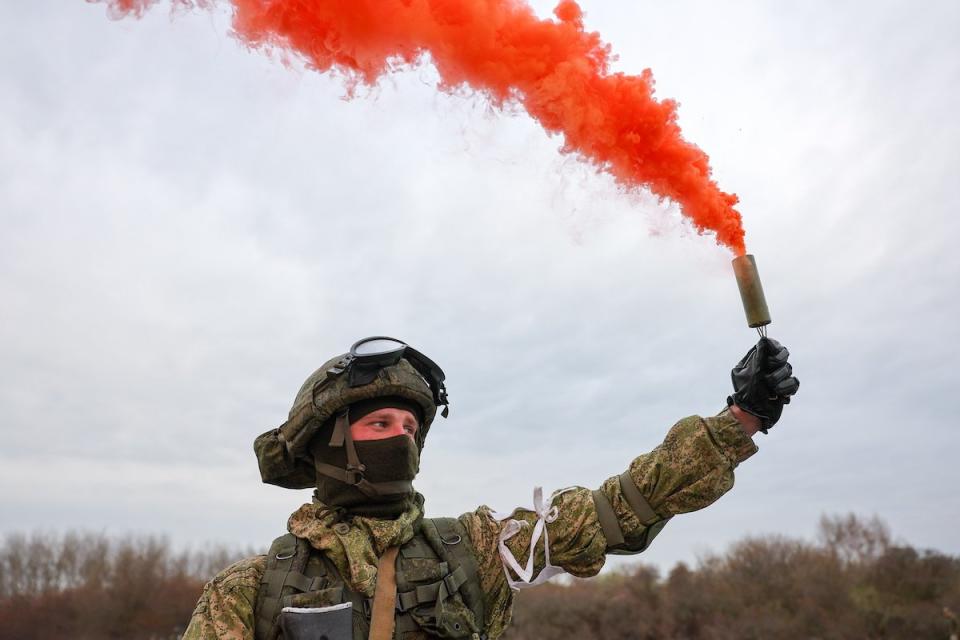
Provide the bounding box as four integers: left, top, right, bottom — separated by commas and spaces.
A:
728, 337, 799, 433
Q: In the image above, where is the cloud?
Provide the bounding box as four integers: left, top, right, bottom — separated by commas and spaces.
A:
1, 0, 958, 567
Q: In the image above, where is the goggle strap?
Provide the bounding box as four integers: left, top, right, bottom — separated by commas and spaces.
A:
326, 356, 353, 378
344, 339, 449, 417
396, 346, 448, 416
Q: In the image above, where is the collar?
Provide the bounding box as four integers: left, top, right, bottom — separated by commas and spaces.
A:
286, 494, 425, 596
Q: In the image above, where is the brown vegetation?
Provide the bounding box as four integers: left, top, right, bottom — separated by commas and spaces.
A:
0, 515, 956, 639
507, 515, 960, 640
0, 532, 249, 640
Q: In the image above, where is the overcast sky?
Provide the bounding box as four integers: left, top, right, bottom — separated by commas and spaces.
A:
1, 1, 958, 574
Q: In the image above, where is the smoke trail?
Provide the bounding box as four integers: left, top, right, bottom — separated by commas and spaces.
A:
97, 0, 747, 255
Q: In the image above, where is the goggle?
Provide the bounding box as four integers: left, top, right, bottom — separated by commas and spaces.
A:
326, 336, 449, 417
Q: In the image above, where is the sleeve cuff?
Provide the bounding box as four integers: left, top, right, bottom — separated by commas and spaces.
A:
707, 408, 759, 465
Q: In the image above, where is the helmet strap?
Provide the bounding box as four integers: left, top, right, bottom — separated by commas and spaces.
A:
313, 408, 414, 498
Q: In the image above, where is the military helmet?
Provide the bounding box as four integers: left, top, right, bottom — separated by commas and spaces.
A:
290, 352, 439, 449
254, 337, 448, 490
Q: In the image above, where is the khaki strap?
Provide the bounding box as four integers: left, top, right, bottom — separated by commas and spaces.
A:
328, 410, 348, 447
618, 471, 659, 526
261, 569, 323, 594
340, 411, 365, 475
310, 410, 413, 499
591, 490, 625, 547
396, 565, 467, 611
369, 546, 400, 640
312, 462, 413, 497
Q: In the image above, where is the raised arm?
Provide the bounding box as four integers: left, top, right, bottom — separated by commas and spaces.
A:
458, 338, 798, 638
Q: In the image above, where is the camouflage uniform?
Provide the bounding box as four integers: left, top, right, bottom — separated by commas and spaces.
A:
183, 409, 755, 639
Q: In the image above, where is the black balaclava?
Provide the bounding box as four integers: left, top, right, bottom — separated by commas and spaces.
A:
310, 397, 423, 519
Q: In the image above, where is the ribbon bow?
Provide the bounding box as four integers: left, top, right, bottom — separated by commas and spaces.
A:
491, 486, 572, 590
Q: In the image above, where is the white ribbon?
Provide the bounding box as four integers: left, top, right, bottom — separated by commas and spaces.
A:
490, 486, 573, 590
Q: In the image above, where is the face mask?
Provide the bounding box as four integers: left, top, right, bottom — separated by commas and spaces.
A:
312, 435, 420, 519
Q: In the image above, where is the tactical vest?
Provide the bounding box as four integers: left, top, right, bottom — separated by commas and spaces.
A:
254, 518, 487, 640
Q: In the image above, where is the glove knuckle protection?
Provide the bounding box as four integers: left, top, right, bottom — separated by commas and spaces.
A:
769, 349, 789, 365
776, 380, 796, 395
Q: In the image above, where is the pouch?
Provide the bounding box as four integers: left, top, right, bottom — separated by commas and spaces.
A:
279, 602, 353, 640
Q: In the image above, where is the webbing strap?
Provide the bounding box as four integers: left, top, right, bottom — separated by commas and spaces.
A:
394, 611, 421, 635
329, 410, 348, 447
591, 490, 625, 548
312, 408, 415, 498
312, 462, 356, 484
313, 462, 414, 497
369, 547, 400, 640
399, 537, 434, 559
618, 471, 659, 526
262, 569, 323, 594
256, 534, 311, 640
396, 565, 467, 612
428, 517, 485, 629
340, 410, 365, 478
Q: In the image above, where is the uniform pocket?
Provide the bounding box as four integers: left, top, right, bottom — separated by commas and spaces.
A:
409, 593, 479, 639
286, 585, 346, 609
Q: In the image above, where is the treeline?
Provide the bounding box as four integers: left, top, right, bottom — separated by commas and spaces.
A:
507, 515, 960, 640
0, 516, 957, 639
0, 532, 250, 640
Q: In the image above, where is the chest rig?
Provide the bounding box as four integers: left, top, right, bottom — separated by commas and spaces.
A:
254, 518, 486, 640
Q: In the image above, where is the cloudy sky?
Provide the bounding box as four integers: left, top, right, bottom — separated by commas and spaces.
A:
2, 0, 958, 574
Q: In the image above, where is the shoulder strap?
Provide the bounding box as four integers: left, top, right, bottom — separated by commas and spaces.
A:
254, 533, 326, 640
255, 533, 299, 640
369, 547, 400, 640
418, 517, 486, 629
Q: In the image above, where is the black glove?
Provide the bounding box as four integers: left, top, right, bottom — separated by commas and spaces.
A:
728, 337, 799, 433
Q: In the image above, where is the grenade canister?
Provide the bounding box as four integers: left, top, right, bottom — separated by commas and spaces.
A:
732, 254, 771, 328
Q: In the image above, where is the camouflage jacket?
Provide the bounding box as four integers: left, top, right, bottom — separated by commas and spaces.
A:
182, 410, 757, 639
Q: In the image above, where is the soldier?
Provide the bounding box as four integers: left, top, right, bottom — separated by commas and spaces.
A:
183, 335, 798, 640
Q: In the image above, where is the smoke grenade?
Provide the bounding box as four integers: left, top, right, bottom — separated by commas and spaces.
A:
732, 254, 771, 330
97, 0, 747, 254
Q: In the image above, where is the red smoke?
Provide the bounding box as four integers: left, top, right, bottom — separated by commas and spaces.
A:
98, 0, 747, 255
